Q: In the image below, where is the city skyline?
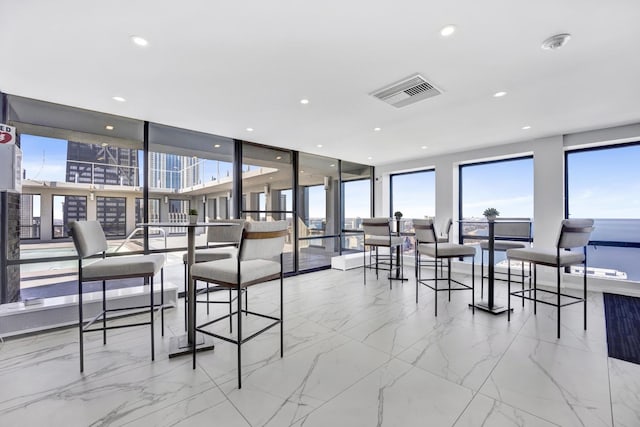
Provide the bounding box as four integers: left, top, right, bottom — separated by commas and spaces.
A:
19, 134, 640, 222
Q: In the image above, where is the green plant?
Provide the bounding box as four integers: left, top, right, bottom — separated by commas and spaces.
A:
483, 207, 499, 218
188, 208, 198, 216
393, 211, 403, 218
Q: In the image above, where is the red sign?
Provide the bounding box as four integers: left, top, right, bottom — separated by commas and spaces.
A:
0, 124, 15, 145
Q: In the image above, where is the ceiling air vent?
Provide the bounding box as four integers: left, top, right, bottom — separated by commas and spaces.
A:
371, 74, 442, 108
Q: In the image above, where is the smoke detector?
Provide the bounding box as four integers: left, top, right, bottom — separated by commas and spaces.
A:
371, 74, 442, 108
541, 33, 571, 50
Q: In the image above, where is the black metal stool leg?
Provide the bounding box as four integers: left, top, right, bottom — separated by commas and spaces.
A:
521, 261, 525, 307
102, 280, 107, 345
150, 276, 155, 361
480, 249, 484, 299
79, 268, 84, 373
507, 262, 511, 322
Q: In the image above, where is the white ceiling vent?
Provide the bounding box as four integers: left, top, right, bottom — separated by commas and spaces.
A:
371, 74, 442, 108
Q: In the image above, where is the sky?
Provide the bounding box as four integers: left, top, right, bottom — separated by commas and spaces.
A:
460, 158, 534, 219
18, 134, 640, 224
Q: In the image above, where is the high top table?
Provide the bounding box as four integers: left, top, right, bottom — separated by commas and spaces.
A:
137, 221, 236, 357
459, 219, 531, 315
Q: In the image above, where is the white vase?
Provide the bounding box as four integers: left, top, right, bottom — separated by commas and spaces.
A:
485, 215, 497, 221
189, 215, 198, 224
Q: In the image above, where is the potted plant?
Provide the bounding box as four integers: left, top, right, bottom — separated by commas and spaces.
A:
483, 207, 499, 221
394, 211, 403, 220
188, 208, 198, 224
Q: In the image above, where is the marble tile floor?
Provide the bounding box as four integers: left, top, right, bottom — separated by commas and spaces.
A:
0, 267, 639, 426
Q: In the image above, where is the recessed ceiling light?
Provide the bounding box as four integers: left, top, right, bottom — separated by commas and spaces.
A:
130, 36, 149, 47
246, 127, 254, 132
317, 144, 323, 148
105, 125, 114, 131
522, 125, 531, 130
112, 96, 126, 102
421, 145, 428, 149
493, 91, 507, 98
101, 143, 108, 147
440, 25, 456, 37
213, 144, 221, 148
373, 127, 381, 132
367, 156, 373, 160
300, 170, 304, 173
300, 99, 309, 105
330, 163, 335, 167
276, 156, 282, 160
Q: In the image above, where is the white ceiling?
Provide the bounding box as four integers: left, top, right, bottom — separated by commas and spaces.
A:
2, 0, 640, 166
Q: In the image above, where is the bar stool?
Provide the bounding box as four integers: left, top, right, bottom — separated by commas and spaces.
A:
363, 218, 404, 288
506, 219, 594, 338
191, 220, 288, 389
414, 218, 475, 316
479, 219, 532, 299
182, 219, 245, 330
415, 217, 452, 277
69, 220, 165, 372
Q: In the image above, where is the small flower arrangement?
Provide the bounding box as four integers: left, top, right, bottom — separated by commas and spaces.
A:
483, 208, 499, 220
394, 211, 403, 219
188, 208, 198, 216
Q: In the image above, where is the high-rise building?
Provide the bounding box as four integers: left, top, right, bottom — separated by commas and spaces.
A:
149, 152, 200, 189
63, 142, 137, 237
19, 194, 40, 239
65, 141, 139, 186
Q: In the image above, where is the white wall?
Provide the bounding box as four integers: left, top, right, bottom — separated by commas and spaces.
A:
374, 122, 640, 289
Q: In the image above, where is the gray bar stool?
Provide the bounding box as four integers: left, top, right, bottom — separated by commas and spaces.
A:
414, 218, 475, 316
363, 218, 404, 288
191, 220, 288, 389
182, 219, 245, 330
479, 219, 532, 299
69, 220, 165, 372
506, 219, 594, 338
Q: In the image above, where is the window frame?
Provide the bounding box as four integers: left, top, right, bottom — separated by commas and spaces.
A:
564, 141, 640, 249
458, 155, 533, 244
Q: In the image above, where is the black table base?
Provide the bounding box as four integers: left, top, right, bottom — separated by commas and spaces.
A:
469, 301, 512, 315
168, 333, 215, 358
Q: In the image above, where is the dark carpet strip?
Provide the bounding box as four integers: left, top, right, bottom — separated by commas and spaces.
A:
603, 292, 640, 365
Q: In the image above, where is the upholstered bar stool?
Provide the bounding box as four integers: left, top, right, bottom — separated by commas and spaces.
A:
363, 218, 404, 288
191, 220, 288, 389
182, 219, 245, 329
69, 220, 165, 372
506, 219, 594, 338
480, 219, 532, 300
416, 217, 452, 277
414, 218, 476, 316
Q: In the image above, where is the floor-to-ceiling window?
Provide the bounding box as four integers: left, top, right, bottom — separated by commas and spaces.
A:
2, 94, 374, 304
390, 169, 436, 256
8, 95, 144, 299
341, 161, 373, 253
459, 156, 534, 263
148, 124, 236, 294
297, 153, 340, 271
241, 142, 294, 273
566, 143, 640, 281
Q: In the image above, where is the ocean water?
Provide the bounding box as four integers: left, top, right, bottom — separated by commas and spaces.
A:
460, 218, 640, 282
